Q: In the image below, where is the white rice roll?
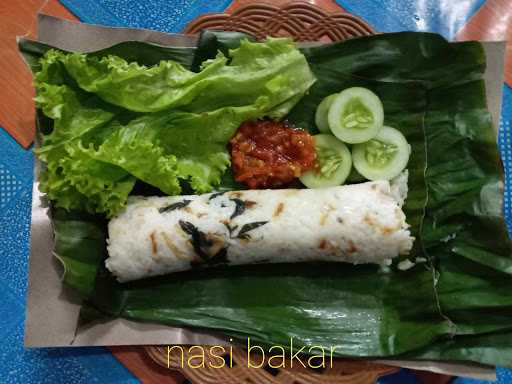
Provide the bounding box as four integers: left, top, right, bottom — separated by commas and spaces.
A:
106, 180, 413, 282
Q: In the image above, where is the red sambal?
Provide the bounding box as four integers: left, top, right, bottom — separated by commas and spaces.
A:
229, 120, 316, 189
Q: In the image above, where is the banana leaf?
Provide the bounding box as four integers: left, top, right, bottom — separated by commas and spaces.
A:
291, 33, 512, 347
20, 31, 512, 365
423, 75, 512, 338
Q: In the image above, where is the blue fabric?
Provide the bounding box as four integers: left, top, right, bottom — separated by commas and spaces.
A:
499, 86, 512, 231
454, 367, 512, 384
0, 129, 139, 383
380, 366, 512, 384
1, 0, 510, 382
60, 0, 233, 32
378, 368, 421, 383
336, 0, 486, 39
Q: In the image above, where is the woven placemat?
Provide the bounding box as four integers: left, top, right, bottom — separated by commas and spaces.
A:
146, 345, 398, 384
183, 0, 375, 41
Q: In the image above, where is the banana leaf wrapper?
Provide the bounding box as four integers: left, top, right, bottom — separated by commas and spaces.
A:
19, 30, 512, 366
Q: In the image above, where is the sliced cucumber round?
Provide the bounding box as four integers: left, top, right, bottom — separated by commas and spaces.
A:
352, 126, 410, 181
327, 87, 384, 144
315, 93, 337, 133
299, 134, 352, 188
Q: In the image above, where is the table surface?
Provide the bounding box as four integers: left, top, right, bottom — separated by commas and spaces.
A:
1, 0, 512, 383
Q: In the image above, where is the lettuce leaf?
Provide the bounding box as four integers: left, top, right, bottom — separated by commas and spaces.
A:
34, 38, 315, 216
82, 103, 267, 195
56, 38, 315, 114
34, 61, 136, 216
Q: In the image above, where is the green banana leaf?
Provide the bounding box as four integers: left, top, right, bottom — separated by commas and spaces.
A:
51, 209, 107, 296
20, 30, 512, 366
423, 79, 512, 340
291, 33, 512, 347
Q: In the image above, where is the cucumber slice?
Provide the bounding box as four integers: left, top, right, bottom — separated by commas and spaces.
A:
327, 87, 384, 144
315, 93, 337, 133
352, 126, 410, 181
299, 134, 352, 188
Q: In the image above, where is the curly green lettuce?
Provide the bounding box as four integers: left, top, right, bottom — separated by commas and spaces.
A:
34, 38, 315, 217
57, 38, 315, 114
